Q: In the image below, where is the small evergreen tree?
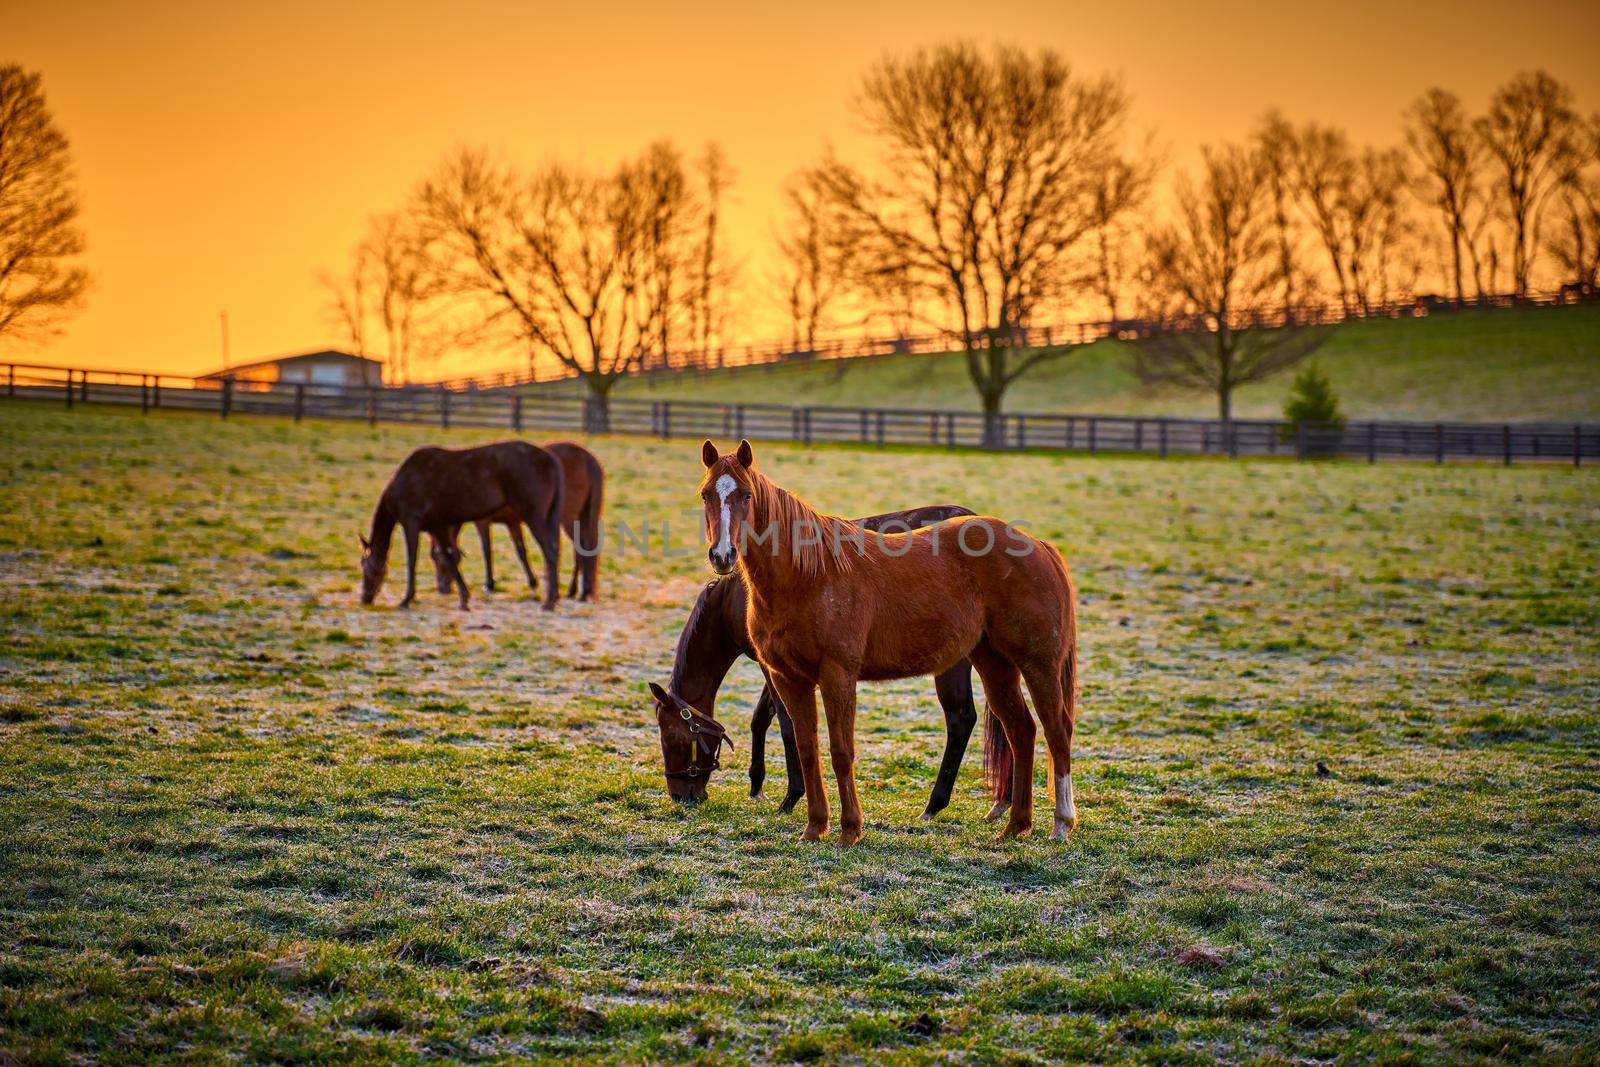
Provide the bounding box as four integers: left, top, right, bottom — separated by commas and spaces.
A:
1282, 363, 1344, 429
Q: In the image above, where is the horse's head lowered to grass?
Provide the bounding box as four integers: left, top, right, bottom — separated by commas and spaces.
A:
358, 533, 386, 605
648, 681, 732, 804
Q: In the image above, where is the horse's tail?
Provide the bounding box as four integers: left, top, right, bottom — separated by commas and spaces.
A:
982, 701, 1013, 804
578, 454, 604, 597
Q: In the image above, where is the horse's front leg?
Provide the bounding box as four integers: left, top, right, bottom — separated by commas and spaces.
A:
924, 661, 978, 821
399, 524, 420, 608
749, 684, 774, 798
768, 670, 828, 841
818, 664, 862, 848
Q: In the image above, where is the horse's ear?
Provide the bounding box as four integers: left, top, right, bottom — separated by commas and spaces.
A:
648, 681, 670, 705
735, 439, 753, 468
701, 440, 719, 469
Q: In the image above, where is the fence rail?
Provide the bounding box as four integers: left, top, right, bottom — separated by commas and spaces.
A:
4, 362, 1595, 466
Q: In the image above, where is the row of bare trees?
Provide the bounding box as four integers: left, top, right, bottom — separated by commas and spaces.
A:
310, 48, 1596, 431
770, 54, 1599, 429
318, 141, 736, 423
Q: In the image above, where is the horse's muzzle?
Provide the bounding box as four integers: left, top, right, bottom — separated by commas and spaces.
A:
708, 547, 736, 575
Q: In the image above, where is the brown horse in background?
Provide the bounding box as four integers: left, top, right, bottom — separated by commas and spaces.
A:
360, 441, 564, 611
697, 439, 1078, 846
430, 441, 604, 600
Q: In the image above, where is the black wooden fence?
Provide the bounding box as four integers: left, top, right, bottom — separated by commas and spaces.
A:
4, 362, 1595, 465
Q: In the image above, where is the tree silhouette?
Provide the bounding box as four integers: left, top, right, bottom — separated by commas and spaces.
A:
0, 66, 89, 343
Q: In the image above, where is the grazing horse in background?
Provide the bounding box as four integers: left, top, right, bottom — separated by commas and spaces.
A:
697, 439, 1078, 846
360, 441, 564, 611
648, 504, 1013, 814
430, 441, 605, 601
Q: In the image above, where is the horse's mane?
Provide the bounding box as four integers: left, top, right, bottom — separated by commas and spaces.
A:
747, 466, 859, 579
669, 578, 727, 695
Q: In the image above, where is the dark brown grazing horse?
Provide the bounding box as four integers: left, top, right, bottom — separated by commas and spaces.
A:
430, 441, 604, 600
697, 439, 1078, 846
360, 441, 564, 611
649, 504, 1013, 815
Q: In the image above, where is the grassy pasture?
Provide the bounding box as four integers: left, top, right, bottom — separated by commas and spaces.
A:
594, 304, 1600, 422
1, 399, 1598, 1063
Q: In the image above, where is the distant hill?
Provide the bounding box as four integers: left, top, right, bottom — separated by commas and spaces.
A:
540, 305, 1600, 422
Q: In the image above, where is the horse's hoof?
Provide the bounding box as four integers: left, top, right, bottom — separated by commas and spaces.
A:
540, 602, 556, 612
919, 810, 936, 823
998, 819, 1033, 841
800, 823, 828, 842
1051, 815, 1078, 841
749, 785, 763, 799
984, 800, 1011, 823
837, 828, 862, 848
779, 793, 803, 814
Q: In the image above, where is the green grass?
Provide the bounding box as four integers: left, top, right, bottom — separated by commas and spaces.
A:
2, 399, 1599, 1063
591, 304, 1600, 422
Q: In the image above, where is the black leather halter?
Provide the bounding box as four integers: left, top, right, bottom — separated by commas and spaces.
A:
663, 705, 733, 781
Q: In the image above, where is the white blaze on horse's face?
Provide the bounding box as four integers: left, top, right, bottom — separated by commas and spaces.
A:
709, 473, 738, 574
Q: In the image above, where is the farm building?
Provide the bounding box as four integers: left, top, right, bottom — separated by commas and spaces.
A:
198, 350, 383, 389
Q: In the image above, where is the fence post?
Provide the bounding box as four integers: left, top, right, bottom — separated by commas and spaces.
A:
1228, 421, 1239, 460
221, 378, 232, 419
876, 410, 885, 446
1065, 416, 1074, 450
945, 412, 955, 449
1017, 413, 1027, 451
929, 413, 938, 445
1435, 423, 1444, 464
438, 390, 448, 430
152, 379, 160, 409
1576, 424, 1582, 469
1088, 417, 1098, 454
1503, 424, 1512, 466
6, 364, 12, 397
803, 408, 813, 445
65, 369, 74, 409
1295, 421, 1306, 461
80, 372, 89, 403
293, 383, 305, 423
1368, 422, 1377, 463
512, 395, 523, 433
663, 401, 672, 439
859, 410, 869, 443
1159, 420, 1168, 458
140, 376, 149, 414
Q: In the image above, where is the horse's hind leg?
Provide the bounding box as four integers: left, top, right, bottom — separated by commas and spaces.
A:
476, 521, 496, 592
922, 661, 977, 821
505, 521, 538, 593
1020, 656, 1076, 841
968, 641, 1035, 840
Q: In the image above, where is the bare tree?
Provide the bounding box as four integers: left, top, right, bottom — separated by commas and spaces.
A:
1348, 146, 1416, 312
0, 66, 90, 343
1546, 113, 1600, 296
689, 142, 738, 361
1291, 122, 1359, 313
1088, 155, 1152, 322
319, 211, 458, 385
773, 171, 851, 352
1254, 110, 1304, 312
1476, 71, 1581, 299
811, 42, 1143, 443
1405, 88, 1488, 303
418, 144, 700, 428
1133, 143, 1331, 422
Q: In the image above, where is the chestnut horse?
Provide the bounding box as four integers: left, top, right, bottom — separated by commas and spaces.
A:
697, 439, 1078, 846
360, 441, 564, 611
648, 503, 1012, 815
430, 441, 604, 600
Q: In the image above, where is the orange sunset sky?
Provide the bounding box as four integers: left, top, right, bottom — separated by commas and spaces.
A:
9, 0, 1600, 379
